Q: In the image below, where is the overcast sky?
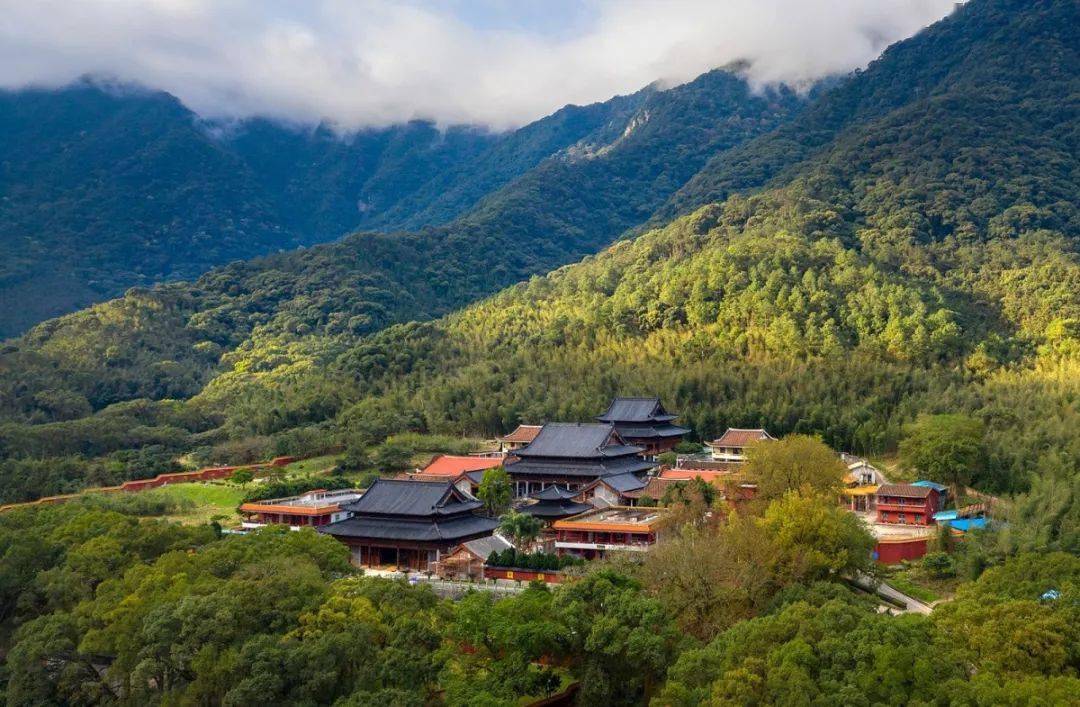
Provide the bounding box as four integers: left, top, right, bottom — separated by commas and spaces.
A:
0, 0, 957, 131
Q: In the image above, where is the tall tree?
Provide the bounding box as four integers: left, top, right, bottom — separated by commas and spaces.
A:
476, 467, 511, 517
899, 414, 984, 497
758, 493, 877, 582
744, 434, 846, 501
498, 510, 543, 552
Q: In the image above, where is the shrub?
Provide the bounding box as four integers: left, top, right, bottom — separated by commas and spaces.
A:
242, 476, 352, 503
921, 551, 957, 579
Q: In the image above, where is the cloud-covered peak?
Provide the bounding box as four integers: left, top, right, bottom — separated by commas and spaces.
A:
0, 0, 957, 130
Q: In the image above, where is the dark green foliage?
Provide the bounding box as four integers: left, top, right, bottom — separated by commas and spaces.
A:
372, 440, 414, 472
484, 549, 583, 571
900, 414, 985, 492
0, 70, 800, 507
922, 551, 957, 579
1, 496, 1076, 705
240, 476, 352, 504
476, 467, 511, 517
659, 553, 1080, 705
0, 81, 644, 338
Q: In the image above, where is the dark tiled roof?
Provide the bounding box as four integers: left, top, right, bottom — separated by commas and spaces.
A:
522, 500, 594, 519
462, 470, 487, 484
531, 485, 579, 501
615, 423, 691, 440
600, 444, 648, 457
319, 514, 498, 542
597, 397, 677, 423
516, 422, 644, 459
462, 534, 512, 558
877, 483, 935, 499
710, 428, 775, 448
597, 472, 648, 493
342, 479, 480, 517
507, 455, 656, 478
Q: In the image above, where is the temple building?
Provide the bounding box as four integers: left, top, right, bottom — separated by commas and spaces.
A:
595, 397, 689, 456
504, 422, 656, 498
706, 428, 776, 462
553, 507, 666, 560
839, 454, 889, 513
579, 472, 648, 507
519, 485, 593, 521
436, 534, 513, 581
496, 424, 543, 452
319, 479, 498, 571
238, 488, 362, 531
875, 483, 944, 526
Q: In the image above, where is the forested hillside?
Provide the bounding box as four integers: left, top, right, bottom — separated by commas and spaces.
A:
0, 71, 799, 426
3, 495, 1076, 704
0, 81, 647, 336
1, 0, 1078, 559
318, 0, 1078, 548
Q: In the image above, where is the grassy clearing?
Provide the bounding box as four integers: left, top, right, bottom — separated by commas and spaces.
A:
886, 574, 940, 603
151, 483, 246, 525
886, 565, 962, 603
387, 433, 491, 455
278, 454, 342, 478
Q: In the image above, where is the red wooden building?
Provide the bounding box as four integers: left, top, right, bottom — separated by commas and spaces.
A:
875, 483, 942, 526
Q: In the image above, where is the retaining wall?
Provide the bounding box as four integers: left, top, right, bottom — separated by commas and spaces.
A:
874, 536, 929, 564
483, 567, 565, 584
0, 456, 298, 513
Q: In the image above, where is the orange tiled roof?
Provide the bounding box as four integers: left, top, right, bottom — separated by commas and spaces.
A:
239, 501, 340, 516
659, 468, 737, 484
497, 425, 543, 444
709, 428, 775, 448
420, 454, 506, 476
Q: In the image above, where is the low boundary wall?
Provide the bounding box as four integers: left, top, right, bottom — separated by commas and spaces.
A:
874, 536, 929, 564
0, 456, 298, 513
483, 566, 565, 584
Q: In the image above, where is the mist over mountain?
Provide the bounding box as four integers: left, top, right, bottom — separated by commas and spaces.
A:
0, 0, 955, 129
0, 68, 801, 454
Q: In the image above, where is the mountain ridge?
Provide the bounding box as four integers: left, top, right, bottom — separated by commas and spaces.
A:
0, 69, 801, 430
0, 79, 649, 336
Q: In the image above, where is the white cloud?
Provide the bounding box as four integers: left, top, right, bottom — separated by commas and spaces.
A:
0, 0, 957, 130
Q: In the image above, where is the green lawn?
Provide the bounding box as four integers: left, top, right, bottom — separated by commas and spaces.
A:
152, 483, 246, 525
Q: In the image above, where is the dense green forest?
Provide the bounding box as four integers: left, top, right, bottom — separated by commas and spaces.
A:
1, 488, 1076, 705
0, 70, 791, 337
0, 80, 657, 336
0, 71, 799, 426
1, 1, 1079, 703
